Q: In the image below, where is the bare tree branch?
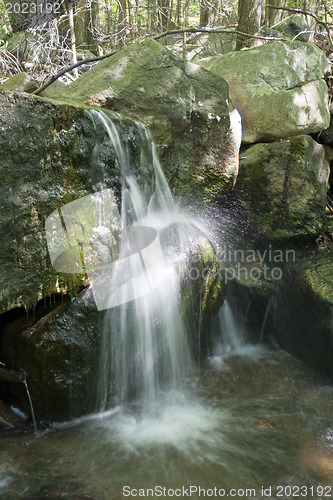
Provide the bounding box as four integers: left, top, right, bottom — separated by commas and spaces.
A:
153, 27, 286, 41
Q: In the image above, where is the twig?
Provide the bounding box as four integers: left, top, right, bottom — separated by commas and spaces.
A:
267, 5, 333, 48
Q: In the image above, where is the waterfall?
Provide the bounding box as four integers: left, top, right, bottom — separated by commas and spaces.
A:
208, 296, 269, 370
23, 378, 37, 433
87, 110, 207, 414
211, 300, 245, 357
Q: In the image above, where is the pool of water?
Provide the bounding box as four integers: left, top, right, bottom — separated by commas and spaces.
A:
0, 347, 332, 500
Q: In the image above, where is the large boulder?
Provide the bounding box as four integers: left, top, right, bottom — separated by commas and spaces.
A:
41, 37, 242, 200
235, 135, 330, 240
0, 92, 87, 313
0, 91, 156, 313
199, 41, 330, 143
1, 293, 100, 421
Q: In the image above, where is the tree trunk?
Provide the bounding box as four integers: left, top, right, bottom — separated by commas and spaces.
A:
200, 3, 209, 25
68, 3, 78, 76
265, 0, 281, 27
5, 0, 26, 32
157, 0, 169, 31
199, 0, 217, 25
237, 0, 262, 49
184, 0, 189, 27
117, 0, 127, 45
74, 0, 97, 52
127, 0, 134, 35
118, 0, 127, 26
5, 0, 59, 32
175, 0, 181, 26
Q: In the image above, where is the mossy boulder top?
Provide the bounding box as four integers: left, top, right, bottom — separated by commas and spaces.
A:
199, 41, 330, 143
42, 37, 242, 200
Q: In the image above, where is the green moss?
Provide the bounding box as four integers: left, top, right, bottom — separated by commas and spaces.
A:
42, 38, 237, 201
235, 136, 329, 241
180, 240, 225, 356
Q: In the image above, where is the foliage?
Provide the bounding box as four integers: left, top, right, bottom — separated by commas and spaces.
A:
0, 0, 10, 42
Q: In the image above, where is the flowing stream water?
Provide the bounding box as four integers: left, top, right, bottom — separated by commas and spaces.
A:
0, 111, 332, 499
88, 110, 200, 414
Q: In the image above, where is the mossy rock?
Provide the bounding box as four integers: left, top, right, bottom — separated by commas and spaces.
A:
41, 37, 241, 201
180, 235, 225, 355
0, 72, 37, 93
303, 253, 333, 304
272, 252, 333, 376
1, 293, 101, 421
235, 135, 330, 240
266, 14, 315, 43
199, 40, 330, 143
0, 91, 155, 313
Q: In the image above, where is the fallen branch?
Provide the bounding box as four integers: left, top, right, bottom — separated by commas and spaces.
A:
266, 5, 333, 48
34, 28, 288, 96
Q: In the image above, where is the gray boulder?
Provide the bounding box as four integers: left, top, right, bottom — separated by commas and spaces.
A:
235, 135, 330, 240
0, 91, 155, 313
41, 37, 242, 200
199, 41, 330, 143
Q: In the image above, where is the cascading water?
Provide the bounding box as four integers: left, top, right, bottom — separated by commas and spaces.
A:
210, 299, 246, 359
87, 110, 208, 415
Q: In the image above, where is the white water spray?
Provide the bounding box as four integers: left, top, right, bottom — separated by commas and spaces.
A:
88, 110, 210, 415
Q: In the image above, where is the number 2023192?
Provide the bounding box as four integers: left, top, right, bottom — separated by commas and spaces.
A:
5, 2, 62, 15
